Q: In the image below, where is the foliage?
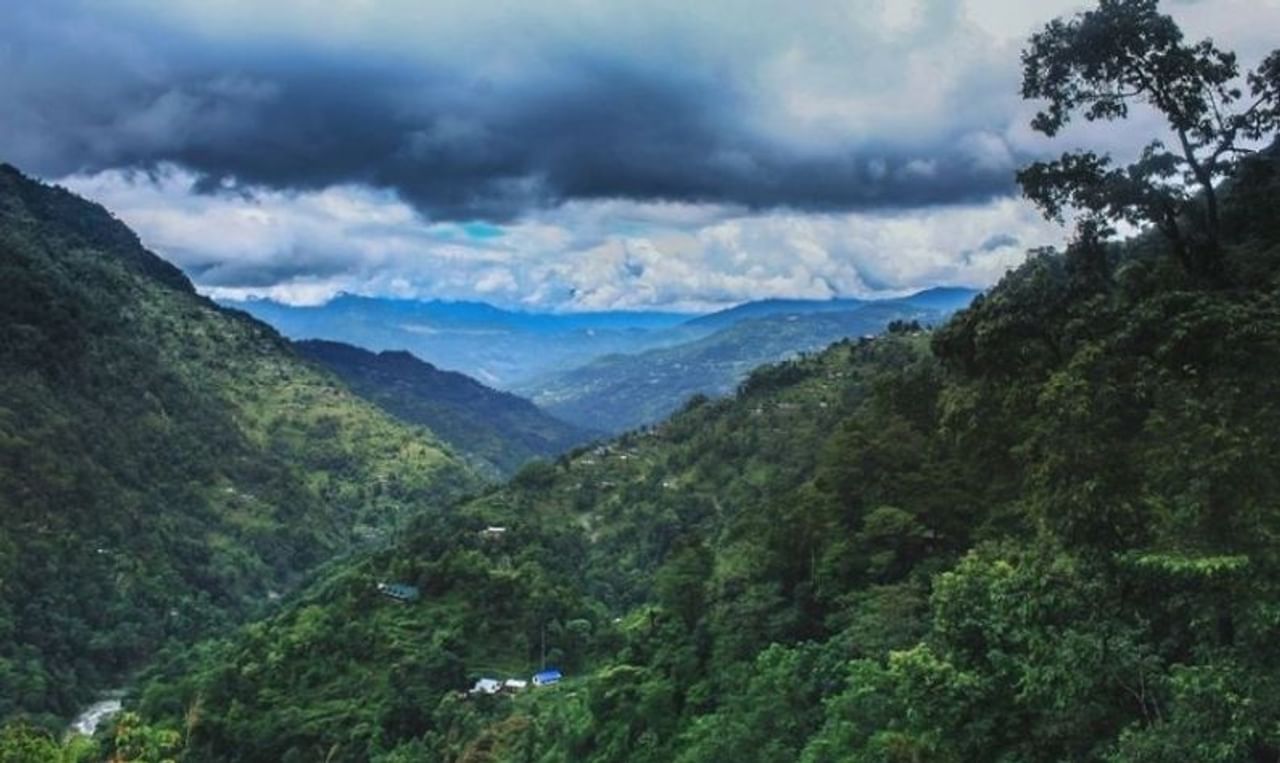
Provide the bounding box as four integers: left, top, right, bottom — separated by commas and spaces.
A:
7, 3, 1280, 759
1018, 0, 1280, 276
523, 298, 969, 434
128, 104, 1280, 762
0, 164, 478, 727
296, 340, 591, 479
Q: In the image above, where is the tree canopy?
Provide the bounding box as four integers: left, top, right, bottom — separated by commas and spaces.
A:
1018, 0, 1280, 277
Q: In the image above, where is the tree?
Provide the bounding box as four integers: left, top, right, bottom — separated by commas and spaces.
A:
111, 712, 183, 762
0, 723, 60, 763
1018, 0, 1280, 278
654, 539, 713, 630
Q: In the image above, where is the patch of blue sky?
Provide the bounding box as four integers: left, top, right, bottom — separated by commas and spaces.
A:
461, 221, 505, 240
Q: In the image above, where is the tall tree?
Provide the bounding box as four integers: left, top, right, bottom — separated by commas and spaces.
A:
1017, 0, 1280, 277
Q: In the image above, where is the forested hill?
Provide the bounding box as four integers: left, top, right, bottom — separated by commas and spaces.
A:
0, 165, 478, 727
523, 296, 972, 434
295, 340, 593, 478
110, 144, 1280, 761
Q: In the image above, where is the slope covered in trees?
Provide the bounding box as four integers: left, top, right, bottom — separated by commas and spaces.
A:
7, 2, 1280, 759
96, 131, 1280, 761
522, 294, 973, 434
296, 340, 593, 479
0, 165, 478, 728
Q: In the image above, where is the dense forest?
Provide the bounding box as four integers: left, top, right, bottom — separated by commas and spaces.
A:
13, 130, 1270, 759
0, 166, 478, 731
296, 340, 591, 480
3, 1, 1280, 760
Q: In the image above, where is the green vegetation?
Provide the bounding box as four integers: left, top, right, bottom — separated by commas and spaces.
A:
0, 165, 478, 730
296, 340, 592, 479
523, 298, 964, 434
92, 2, 1280, 758
1018, 0, 1280, 278
127, 330, 928, 761
5, 2, 1280, 760
127, 166, 1280, 754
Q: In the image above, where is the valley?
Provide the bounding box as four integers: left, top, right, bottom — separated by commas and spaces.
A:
3, 1, 1280, 760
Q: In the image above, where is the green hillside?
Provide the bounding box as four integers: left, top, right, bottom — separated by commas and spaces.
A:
5, 1, 1280, 757
0, 165, 478, 727
523, 300, 960, 434
128, 328, 927, 762
92, 140, 1280, 761
295, 340, 593, 479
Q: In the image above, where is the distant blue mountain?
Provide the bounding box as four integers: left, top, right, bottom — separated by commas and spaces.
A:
222, 295, 704, 387
683, 297, 868, 331
225, 287, 980, 390
522, 288, 982, 433
684, 287, 978, 332
895, 286, 982, 313
245, 294, 694, 332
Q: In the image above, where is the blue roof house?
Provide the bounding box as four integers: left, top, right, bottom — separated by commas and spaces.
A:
532, 669, 562, 687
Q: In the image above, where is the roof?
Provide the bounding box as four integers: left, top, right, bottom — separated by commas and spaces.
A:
469, 678, 502, 694
533, 669, 563, 682
377, 582, 420, 601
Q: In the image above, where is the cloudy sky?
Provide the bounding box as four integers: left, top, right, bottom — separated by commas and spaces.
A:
3, 0, 1277, 310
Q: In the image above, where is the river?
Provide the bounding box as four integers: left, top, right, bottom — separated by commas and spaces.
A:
69, 691, 124, 736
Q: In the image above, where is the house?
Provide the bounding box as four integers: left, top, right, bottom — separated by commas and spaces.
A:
532, 669, 563, 687
503, 678, 528, 692
376, 582, 420, 602
480, 526, 507, 539
469, 678, 502, 695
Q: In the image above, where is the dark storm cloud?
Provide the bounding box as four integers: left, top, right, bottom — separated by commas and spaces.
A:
0, 1, 1025, 221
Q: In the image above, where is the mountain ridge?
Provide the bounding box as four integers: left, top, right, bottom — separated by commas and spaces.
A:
223, 288, 979, 390
522, 292, 977, 433
295, 339, 594, 478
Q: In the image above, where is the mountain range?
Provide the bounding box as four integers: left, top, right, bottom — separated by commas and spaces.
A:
0, 161, 974, 731
222, 295, 700, 388
681, 286, 977, 331
230, 289, 978, 434
223, 289, 978, 393
519, 290, 976, 432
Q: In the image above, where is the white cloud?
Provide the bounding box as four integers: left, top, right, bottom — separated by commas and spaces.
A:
37, 0, 1276, 312
60, 165, 1064, 311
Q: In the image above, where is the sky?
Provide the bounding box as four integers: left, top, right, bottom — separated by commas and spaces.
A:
3, 0, 1278, 311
